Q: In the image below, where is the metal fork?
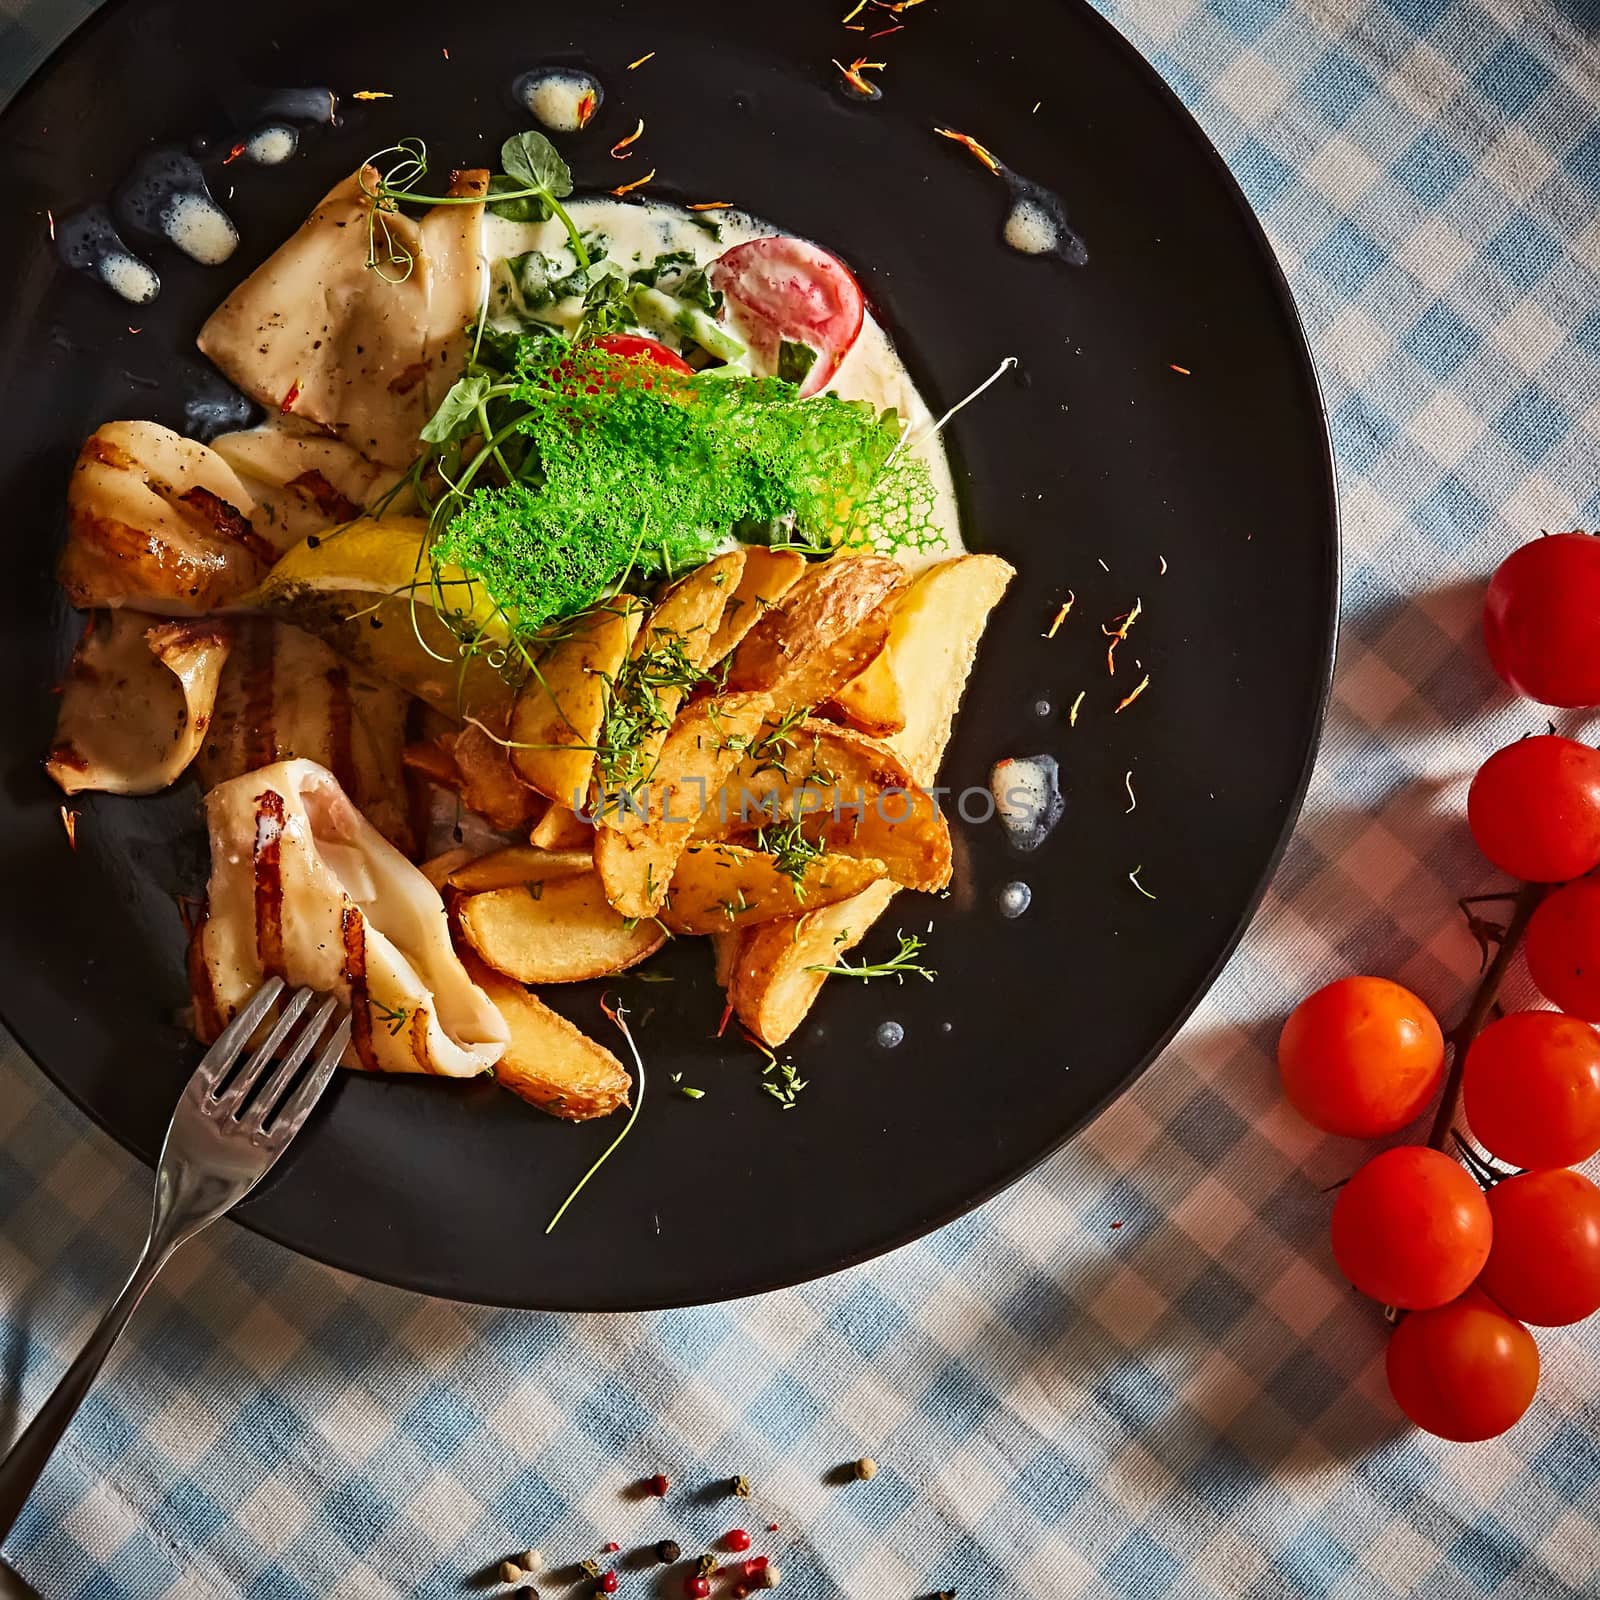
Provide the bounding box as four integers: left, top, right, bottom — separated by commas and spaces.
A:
0, 980, 349, 1543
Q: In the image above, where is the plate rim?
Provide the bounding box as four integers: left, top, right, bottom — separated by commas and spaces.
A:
0, 0, 1339, 1310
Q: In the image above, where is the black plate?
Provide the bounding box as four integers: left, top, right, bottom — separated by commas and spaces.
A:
0, 0, 1335, 1309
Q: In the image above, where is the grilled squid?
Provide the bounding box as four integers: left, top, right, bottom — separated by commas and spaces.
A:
46, 611, 232, 795
190, 758, 507, 1076
196, 167, 488, 467
58, 420, 269, 614
195, 619, 414, 855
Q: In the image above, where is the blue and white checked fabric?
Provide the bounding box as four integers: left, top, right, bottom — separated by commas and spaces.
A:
5, 0, 1600, 1594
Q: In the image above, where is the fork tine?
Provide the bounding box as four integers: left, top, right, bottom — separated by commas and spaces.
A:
194, 977, 286, 1092
244, 995, 340, 1134
213, 987, 314, 1115
261, 1013, 351, 1149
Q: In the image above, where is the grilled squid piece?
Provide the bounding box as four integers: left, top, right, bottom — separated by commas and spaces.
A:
190, 758, 508, 1076
196, 167, 488, 468
195, 619, 414, 855
210, 415, 401, 554
46, 612, 232, 795
58, 421, 269, 614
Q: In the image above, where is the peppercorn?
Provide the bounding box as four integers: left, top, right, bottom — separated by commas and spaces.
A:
758, 1564, 781, 1590
853, 1457, 878, 1481
604, 1543, 620, 1554
742, 1557, 769, 1580
684, 1581, 711, 1599
648, 1473, 670, 1496
654, 1540, 682, 1565
499, 1559, 524, 1583
515, 1589, 539, 1599
733, 1587, 750, 1599
723, 1529, 752, 1553
729, 1474, 751, 1498
520, 1551, 542, 1572
599, 1573, 619, 1595
696, 1553, 718, 1578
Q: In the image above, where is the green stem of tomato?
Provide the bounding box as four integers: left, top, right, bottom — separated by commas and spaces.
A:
1427, 881, 1547, 1150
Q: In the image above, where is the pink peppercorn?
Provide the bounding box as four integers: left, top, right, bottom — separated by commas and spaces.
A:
604, 1543, 620, 1554
743, 1557, 769, 1579
684, 1581, 711, 1599
600, 1573, 618, 1594
648, 1474, 670, 1496
724, 1529, 752, 1553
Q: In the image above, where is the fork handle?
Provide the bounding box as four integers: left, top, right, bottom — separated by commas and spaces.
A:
0, 1242, 173, 1545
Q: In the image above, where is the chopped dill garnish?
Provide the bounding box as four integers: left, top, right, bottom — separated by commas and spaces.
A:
594, 630, 715, 797
755, 813, 827, 897
810, 930, 935, 983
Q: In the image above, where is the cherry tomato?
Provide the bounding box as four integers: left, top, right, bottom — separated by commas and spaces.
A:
1525, 877, 1600, 1021
591, 332, 694, 374
1478, 1169, 1600, 1327
1278, 976, 1445, 1137
1330, 1146, 1492, 1309
1484, 532, 1600, 708
1386, 1287, 1539, 1441
709, 236, 865, 397
1462, 1010, 1600, 1168
1466, 736, 1600, 883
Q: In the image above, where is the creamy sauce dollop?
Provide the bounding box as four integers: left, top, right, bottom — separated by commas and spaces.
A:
246, 125, 299, 166
483, 199, 964, 562
56, 207, 160, 304
117, 150, 238, 266
991, 756, 1065, 851
514, 68, 601, 132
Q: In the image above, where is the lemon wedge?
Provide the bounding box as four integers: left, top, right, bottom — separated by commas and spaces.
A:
252, 516, 518, 719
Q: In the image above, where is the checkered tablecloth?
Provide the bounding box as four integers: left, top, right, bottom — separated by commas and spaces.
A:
5, 0, 1600, 1595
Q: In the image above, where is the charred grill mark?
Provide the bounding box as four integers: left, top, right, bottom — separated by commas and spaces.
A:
252, 788, 287, 977
45, 743, 90, 773
285, 468, 361, 522
387, 362, 430, 396
178, 486, 276, 567
324, 665, 358, 800
341, 900, 379, 1070
242, 621, 278, 773
408, 1007, 433, 1073
81, 435, 138, 471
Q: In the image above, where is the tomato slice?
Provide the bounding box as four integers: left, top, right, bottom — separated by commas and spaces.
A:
591, 333, 695, 374
709, 236, 865, 396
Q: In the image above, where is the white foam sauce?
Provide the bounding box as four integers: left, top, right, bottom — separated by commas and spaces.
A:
1004, 197, 1059, 255
483, 199, 964, 562
875, 1020, 905, 1049
998, 881, 1032, 918
991, 755, 1064, 851
163, 191, 239, 265
100, 253, 160, 304
517, 69, 600, 132
247, 125, 298, 166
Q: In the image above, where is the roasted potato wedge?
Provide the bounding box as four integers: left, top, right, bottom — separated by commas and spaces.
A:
639, 548, 744, 668
445, 845, 593, 893
710, 930, 739, 989
463, 954, 630, 1121
723, 554, 903, 711
728, 879, 900, 1046
457, 871, 666, 983
451, 717, 540, 832
530, 804, 595, 851
662, 842, 887, 934
828, 636, 906, 738
700, 720, 951, 892
705, 547, 806, 662
510, 600, 641, 806
593, 692, 770, 919
878, 554, 1016, 784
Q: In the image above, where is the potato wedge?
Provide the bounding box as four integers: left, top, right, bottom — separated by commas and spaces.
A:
729, 879, 899, 1046
700, 720, 951, 892
662, 842, 887, 934
705, 547, 806, 662
593, 692, 770, 919
530, 804, 595, 851
710, 930, 739, 989
457, 872, 666, 983
463, 954, 630, 1121
510, 600, 641, 806
828, 637, 906, 738
418, 847, 474, 889
452, 716, 540, 832
639, 548, 745, 668
402, 738, 460, 791
723, 554, 903, 711
445, 845, 594, 893
878, 554, 1016, 784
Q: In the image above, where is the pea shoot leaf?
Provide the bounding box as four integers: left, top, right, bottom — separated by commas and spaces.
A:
420, 372, 492, 444
500, 130, 573, 200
